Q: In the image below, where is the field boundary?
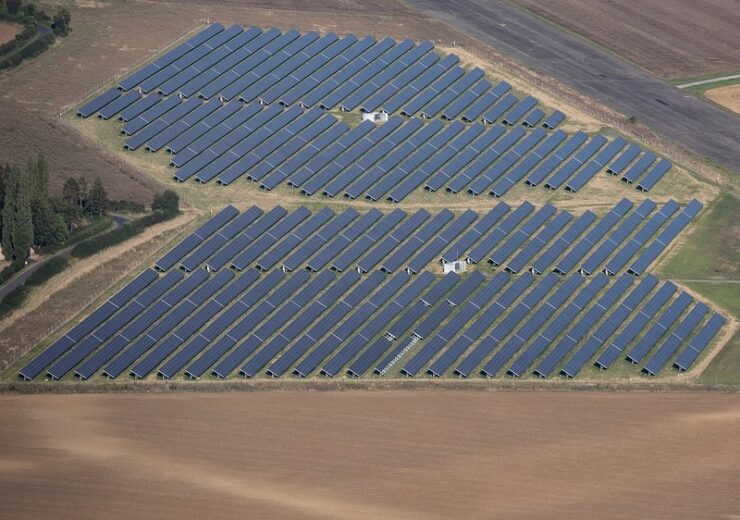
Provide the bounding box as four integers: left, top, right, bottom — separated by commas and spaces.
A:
2, 377, 738, 395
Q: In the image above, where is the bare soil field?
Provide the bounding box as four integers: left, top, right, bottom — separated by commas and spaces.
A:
706, 84, 740, 115
0, 21, 21, 44
1, 391, 739, 519
510, 0, 740, 80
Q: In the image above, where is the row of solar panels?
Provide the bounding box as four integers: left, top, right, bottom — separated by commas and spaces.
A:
19, 260, 724, 382
81, 89, 667, 197
79, 24, 555, 126
152, 200, 701, 280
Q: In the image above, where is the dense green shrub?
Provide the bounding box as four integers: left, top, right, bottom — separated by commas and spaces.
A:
71, 211, 174, 259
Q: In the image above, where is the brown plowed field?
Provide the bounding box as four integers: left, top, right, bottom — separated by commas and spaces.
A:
511, 0, 740, 79
1, 391, 739, 519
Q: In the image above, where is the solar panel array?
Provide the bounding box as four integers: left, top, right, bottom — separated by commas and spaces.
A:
76, 24, 671, 198
20, 200, 722, 382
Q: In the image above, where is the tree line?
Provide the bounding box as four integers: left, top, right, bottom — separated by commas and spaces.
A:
0, 153, 109, 262
0, 0, 71, 70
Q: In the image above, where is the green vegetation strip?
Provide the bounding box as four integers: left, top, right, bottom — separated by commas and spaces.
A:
0, 256, 67, 319
71, 211, 176, 259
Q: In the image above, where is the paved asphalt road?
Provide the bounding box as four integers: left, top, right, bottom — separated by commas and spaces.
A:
406, 0, 740, 175
0, 214, 129, 304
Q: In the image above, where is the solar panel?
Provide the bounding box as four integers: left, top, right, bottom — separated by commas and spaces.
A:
468, 128, 547, 195
544, 134, 607, 190
240, 270, 359, 377
594, 280, 676, 369
524, 131, 588, 186
531, 211, 596, 274
293, 272, 411, 376
321, 271, 435, 376
257, 34, 361, 105
330, 209, 407, 271
304, 208, 383, 271
212, 270, 334, 378
506, 211, 572, 274
542, 110, 565, 129
439, 79, 492, 120
266, 270, 386, 377
489, 206, 556, 267
560, 274, 658, 378
426, 273, 511, 376
502, 95, 538, 125
482, 93, 517, 124
77, 88, 122, 118
180, 206, 264, 271
621, 152, 656, 183
579, 199, 656, 275
366, 121, 465, 201
155, 205, 239, 271
419, 67, 485, 119
447, 126, 527, 194
230, 206, 311, 271
441, 202, 510, 263
182, 270, 289, 378
479, 273, 568, 377
256, 207, 336, 271
625, 291, 693, 364
380, 210, 454, 273
357, 209, 430, 272
205, 206, 288, 271
534, 274, 632, 377
281, 208, 359, 271
674, 313, 726, 371
636, 158, 672, 191
400, 65, 466, 117
407, 209, 478, 273
425, 124, 505, 192
467, 202, 534, 264
643, 302, 708, 375
606, 143, 641, 175
603, 199, 679, 275
507, 273, 607, 377
553, 198, 633, 274
453, 273, 536, 377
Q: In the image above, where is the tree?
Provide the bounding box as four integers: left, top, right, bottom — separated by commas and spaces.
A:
52, 8, 71, 37
0, 163, 8, 240
152, 189, 180, 216
61, 176, 81, 229
87, 177, 108, 217
12, 169, 33, 261
1, 166, 33, 261
77, 176, 88, 210
1, 167, 17, 260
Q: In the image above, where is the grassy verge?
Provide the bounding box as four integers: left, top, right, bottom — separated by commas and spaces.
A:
698, 330, 740, 385
658, 193, 740, 281
71, 211, 176, 259
684, 77, 740, 97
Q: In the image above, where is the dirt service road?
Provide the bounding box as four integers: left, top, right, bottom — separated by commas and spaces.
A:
406, 0, 740, 176
1, 391, 739, 519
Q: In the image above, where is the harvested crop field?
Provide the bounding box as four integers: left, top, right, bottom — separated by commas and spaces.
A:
706, 84, 740, 115
1, 391, 739, 519
0, 21, 20, 44
511, 0, 740, 79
